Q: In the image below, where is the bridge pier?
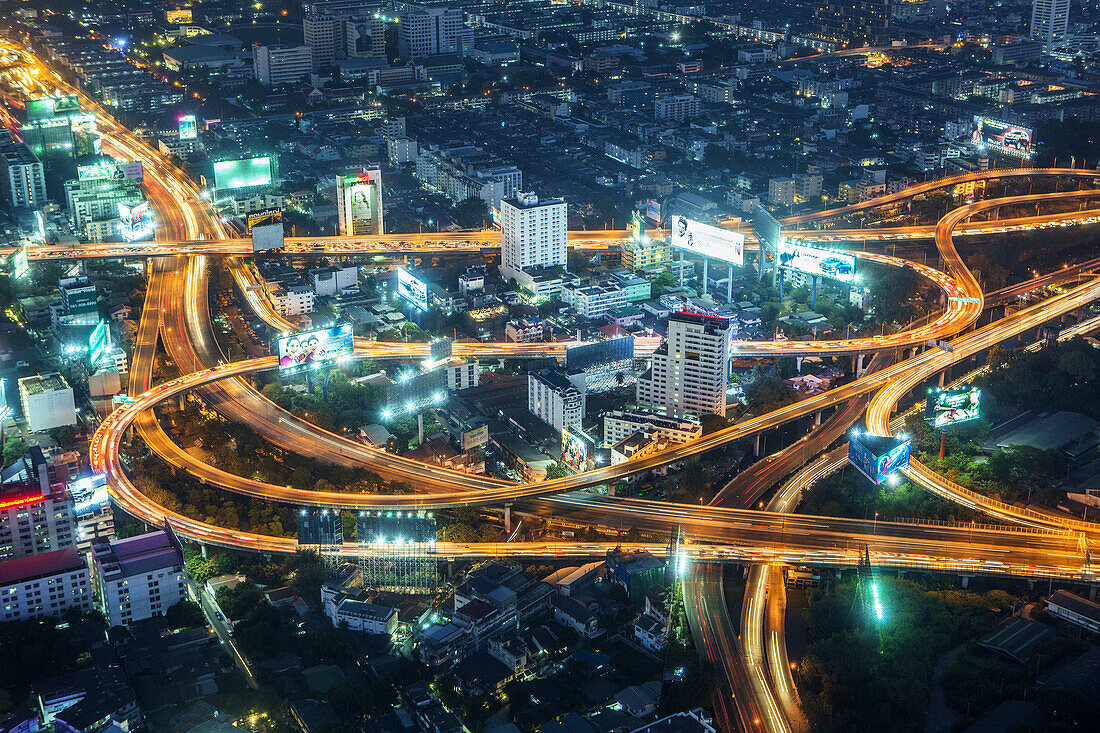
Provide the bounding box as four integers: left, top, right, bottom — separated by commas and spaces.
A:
504, 504, 512, 534
939, 370, 947, 388
813, 411, 822, 427
796, 356, 804, 373
754, 433, 764, 457
961, 575, 972, 589
1090, 585, 1098, 602
857, 353, 865, 377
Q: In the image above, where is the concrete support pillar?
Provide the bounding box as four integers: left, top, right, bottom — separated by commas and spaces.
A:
702, 257, 709, 298
856, 353, 865, 377
1090, 584, 1098, 602
754, 433, 763, 457
727, 262, 734, 302
504, 504, 512, 534
679, 249, 685, 287
201, 543, 209, 558
1028, 579, 1036, 590
417, 412, 424, 445
961, 575, 971, 589
796, 356, 804, 373
814, 411, 822, 427
939, 370, 947, 388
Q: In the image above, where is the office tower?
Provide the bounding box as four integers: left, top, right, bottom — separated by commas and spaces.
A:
0, 482, 76, 562
0, 141, 46, 210
336, 169, 384, 235
344, 16, 386, 58
65, 161, 144, 239
304, 15, 339, 70
90, 528, 186, 627
397, 4, 465, 58
636, 312, 732, 418
499, 192, 567, 280
1030, 0, 1069, 45
814, 0, 890, 47
253, 44, 313, 86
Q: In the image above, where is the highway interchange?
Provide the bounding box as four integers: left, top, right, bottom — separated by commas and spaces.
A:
6, 42, 1100, 733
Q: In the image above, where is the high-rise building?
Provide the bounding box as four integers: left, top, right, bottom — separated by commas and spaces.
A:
397, 4, 465, 58
528, 368, 585, 431
636, 312, 731, 418
814, 0, 890, 46
303, 15, 339, 70
336, 169, 384, 235
1030, 0, 1069, 45
253, 44, 313, 86
499, 192, 567, 281
0, 483, 76, 562
0, 141, 46, 211
65, 162, 144, 239
0, 548, 92, 622
344, 16, 387, 58
90, 528, 186, 627
18, 373, 78, 433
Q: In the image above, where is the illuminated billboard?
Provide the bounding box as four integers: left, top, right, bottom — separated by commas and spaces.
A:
646, 199, 661, 224
778, 243, 856, 284
25, 95, 79, 121
78, 161, 143, 182
753, 205, 782, 250
118, 201, 154, 241
276, 323, 354, 373
178, 114, 197, 140
562, 427, 588, 471
247, 208, 284, 252
70, 114, 100, 156
972, 118, 1033, 158
88, 319, 109, 364
925, 386, 981, 429
166, 7, 193, 23
848, 433, 912, 485
396, 267, 428, 311
8, 247, 28, 277
213, 156, 273, 192
338, 170, 382, 235
670, 216, 744, 266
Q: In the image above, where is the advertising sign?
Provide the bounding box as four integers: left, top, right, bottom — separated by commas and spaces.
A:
778, 242, 856, 284
25, 95, 79, 121
753, 205, 782, 250
646, 198, 661, 224
972, 117, 1033, 158
670, 216, 745, 266
178, 114, 197, 140
396, 267, 429, 311
213, 156, 273, 191
166, 7, 193, 23
561, 427, 588, 472
247, 208, 284, 252
925, 386, 982, 429
339, 171, 381, 234
78, 161, 143, 182
461, 425, 489, 451
88, 319, 109, 364
491, 206, 501, 228
117, 201, 154, 241
276, 323, 354, 373
8, 247, 28, 278
848, 434, 912, 485
70, 114, 99, 156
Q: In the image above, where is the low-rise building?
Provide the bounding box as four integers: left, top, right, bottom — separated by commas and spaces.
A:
1047, 590, 1100, 634
326, 597, 399, 635
18, 373, 77, 433
528, 368, 585, 431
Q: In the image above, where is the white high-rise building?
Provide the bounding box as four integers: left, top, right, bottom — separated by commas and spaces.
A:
253, 44, 313, 86
499, 192, 567, 281
0, 483, 76, 562
336, 169, 384, 235
528, 369, 585, 431
18, 373, 77, 433
90, 529, 186, 627
0, 141, 46, 210
636, 312, 731, 418
1030, 0, 1069, 45
397, 4, 465, 58
0, 548, 92, 622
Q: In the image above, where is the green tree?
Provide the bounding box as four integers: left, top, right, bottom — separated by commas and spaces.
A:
164, 600, 206, 630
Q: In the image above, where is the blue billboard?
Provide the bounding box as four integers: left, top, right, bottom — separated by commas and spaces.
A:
848, 433, 912, 485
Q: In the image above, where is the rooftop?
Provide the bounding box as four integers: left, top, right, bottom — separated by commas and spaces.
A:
0, 547, 85, 585
92, 529, 183, 581
18, 372, 70, 395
